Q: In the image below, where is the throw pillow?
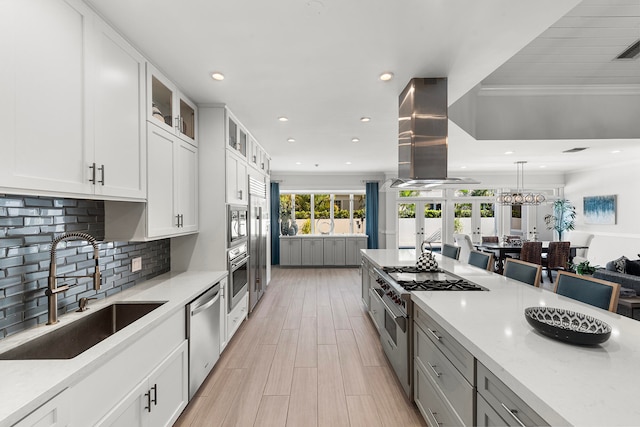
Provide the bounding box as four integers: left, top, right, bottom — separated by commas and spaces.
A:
625, 260, 640, 276
612, 256, 628, 273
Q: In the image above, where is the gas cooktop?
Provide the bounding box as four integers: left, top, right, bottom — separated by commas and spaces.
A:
382, 266, 487, 292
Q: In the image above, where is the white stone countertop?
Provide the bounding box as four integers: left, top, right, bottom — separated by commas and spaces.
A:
363, 249, 640, 426
0, 270, 227, 427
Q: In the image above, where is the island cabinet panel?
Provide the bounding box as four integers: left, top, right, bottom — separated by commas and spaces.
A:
414, 305, 475, 383
476, 362, 549, 427
414, 304, 474, 426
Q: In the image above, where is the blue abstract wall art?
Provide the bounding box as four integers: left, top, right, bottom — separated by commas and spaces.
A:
583, 195, 616, 225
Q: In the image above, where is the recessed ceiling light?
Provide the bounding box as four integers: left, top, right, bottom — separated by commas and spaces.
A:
351, 137, 360, 143
360, 117, 371, 122
278, 116, 288, 122
611, 150, 621, 154
345, 161, 352, 165
539, 165, 546, 168
296, 162, 302, 165
287, 138, 295, 143
210, 72, 225, 81
504, 151, 514, 155
379, 72, 394, 81
460, 166, 467, 169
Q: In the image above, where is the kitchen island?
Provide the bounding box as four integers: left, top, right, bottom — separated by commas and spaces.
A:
362, 249, 640, 426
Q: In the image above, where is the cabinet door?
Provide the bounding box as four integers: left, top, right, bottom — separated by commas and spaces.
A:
177, 95, 197, 146
226, 151, 247, 205
176, 141, 198, 233
147, 65, 176, 136
97, 380, 147, 427
13, 389, 71, 427
301, 240, 314, 265
92, 19, 145, 200
346, 238, 367, 266
290, 238, 302, 265
312, 239, 324, 265
147, 341, 188, 427
0, 0, 92, 195
147, 124, 177, 238
280, 240, 291, 266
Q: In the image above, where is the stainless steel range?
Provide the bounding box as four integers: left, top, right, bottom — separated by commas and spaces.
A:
368, 266, 486, 398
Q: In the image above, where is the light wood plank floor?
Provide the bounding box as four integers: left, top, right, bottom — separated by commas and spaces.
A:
175, 267, 426, 427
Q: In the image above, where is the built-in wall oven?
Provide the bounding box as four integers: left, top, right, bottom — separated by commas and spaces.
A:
227, 242, 249, 312
228, 205, 248, 246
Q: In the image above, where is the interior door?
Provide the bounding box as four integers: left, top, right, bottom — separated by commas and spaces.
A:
454, 200, 496, 244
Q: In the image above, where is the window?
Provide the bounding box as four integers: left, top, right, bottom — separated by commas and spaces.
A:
279, 192, 365, 235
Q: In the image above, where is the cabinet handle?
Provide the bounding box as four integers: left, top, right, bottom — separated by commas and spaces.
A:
98, 164, 105, 186
175, 116, 180, 131
427, 327, 441, 341
500, 403, 527, 427
261, 162, 264, 170
176, 214, 181, 227
427, 408, 443, 426
89, 163, 96, 184
151, 384, 158, 406
238, 190, 243, 200
144, 390, 151, 412
427, 362, 441, 378
252, 155, 256, 163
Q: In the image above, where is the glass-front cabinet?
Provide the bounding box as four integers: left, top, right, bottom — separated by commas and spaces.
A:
147, 64, 197, 146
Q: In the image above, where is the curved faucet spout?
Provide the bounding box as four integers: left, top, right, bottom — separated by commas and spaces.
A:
47, 232, 102, 325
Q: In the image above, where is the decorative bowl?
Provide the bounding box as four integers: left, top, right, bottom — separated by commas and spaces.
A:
524, 307, 611, 346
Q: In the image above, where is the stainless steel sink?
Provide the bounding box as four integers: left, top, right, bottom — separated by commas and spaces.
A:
0, 302, 165, 360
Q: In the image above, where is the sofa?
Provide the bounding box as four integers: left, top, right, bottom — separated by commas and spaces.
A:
593, 255, 640, 297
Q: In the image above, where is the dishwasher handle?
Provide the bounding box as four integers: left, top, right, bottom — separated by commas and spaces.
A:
190, 286, 220, 317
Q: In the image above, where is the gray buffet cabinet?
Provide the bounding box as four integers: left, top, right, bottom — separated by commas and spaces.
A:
280, 235, 367, 267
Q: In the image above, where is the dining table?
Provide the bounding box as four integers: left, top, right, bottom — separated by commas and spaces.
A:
474, 241, 589, 274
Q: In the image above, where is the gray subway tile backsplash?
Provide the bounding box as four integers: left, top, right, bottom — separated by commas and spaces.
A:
0, 194, 170, 339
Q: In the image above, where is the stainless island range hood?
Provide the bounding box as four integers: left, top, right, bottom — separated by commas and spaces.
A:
391, 78, 478, 188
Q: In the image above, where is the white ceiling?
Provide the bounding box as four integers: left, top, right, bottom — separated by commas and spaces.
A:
86, 0, 639, 176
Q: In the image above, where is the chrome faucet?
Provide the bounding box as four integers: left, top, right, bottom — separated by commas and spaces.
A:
46, 232, 101, 325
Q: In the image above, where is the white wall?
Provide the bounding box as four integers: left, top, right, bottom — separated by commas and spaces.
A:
564, 159, 640, 266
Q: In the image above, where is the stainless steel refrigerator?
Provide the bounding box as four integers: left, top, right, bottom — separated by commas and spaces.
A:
248, 177, 268, 312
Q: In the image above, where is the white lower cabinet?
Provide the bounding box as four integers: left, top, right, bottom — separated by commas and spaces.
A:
13, 389, 71, 427
97, 340, 188, 427
227, 293, 248, 343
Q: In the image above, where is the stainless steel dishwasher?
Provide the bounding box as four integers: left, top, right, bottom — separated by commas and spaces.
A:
186, 282, 221, 399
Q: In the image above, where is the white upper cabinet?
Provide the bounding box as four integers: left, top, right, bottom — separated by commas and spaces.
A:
0, 0, 146, 200
91, 18, 146, 200
147, 64, 197, 147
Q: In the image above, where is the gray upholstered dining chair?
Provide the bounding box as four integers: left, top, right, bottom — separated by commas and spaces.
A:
554, 271, 621, 312
503, 258, 542, 287
441, 243, 461, 260
468, 250, 493, 271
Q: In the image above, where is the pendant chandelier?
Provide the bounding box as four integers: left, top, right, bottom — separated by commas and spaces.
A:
496, 161, 545, 206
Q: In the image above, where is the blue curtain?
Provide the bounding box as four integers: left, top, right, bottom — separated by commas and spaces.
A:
365, 182, 379, 249
270, 182, 280, 265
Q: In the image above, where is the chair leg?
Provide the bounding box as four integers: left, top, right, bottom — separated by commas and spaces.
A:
547, 268, 552, 282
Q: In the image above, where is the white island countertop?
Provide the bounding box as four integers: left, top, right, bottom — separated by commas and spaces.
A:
362, 249, 640, 426
0, 270, 227, 427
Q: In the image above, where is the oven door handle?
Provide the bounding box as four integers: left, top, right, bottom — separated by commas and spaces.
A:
379, 294, 407, 333
230, 256, 249, 270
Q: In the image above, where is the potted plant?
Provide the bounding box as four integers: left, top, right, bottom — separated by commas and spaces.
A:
571, 260, 598, 275
544, 199, 576, 241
